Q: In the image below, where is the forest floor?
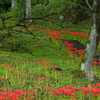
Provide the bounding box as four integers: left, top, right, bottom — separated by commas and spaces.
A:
0, 18, 100, 100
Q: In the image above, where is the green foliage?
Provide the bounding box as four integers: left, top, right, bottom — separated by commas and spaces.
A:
0, 0, 11, 5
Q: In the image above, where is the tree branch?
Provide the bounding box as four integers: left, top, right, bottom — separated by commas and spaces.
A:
85, 0, 93, 12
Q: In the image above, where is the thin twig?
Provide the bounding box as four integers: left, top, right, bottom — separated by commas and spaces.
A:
85, 0, 93, 12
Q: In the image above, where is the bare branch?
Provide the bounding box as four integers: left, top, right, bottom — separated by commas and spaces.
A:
85, 0, 93, 12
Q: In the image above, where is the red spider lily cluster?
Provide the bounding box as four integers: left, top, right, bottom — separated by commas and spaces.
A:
0, 89, 37, 100
33, 27, 86, 56
0, 23, 100, 99
1, 64, 11, 66
51, 85, 100, 97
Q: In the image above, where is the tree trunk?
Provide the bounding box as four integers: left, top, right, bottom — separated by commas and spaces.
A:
26, 0, 32, 23
11, 0, 16, 8
80, 0, 100, 83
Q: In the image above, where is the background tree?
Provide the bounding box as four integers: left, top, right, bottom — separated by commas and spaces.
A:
26, 0, 32, 23
80, 0, 100, 83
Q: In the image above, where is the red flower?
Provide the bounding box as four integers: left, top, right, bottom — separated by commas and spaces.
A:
92, 94, 98, 96
31, 62, 35, 64
53, 66, 58, 68
57, 71, 62, 73
44, 68, 49, 70
7, 23, 13, 25
47, 61, 51, 63
11, 40, 14, 42
28, 27, 34, 29
44, 58, 48, 60
37, 43, 42, 46
3, 39, 6, 41
45, 64, 50, 66
19, 73, 25, 75
37, 77, 47, 80
1, 64, 11, 66
51, 90, 61, 95
45, 87, 52, 90
95, 83, 100, 86
26, 97, 31, 99
36, 61, 45, 64
0, 78, 5, 80
15, 90, 23, 94
5, 67, 15, 69
58, 54, 61, 57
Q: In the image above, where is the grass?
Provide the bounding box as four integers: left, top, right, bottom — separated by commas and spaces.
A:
0, 17, 100, 100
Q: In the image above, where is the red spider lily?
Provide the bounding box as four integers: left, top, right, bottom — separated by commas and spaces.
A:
64, 85, 75, 88
58, 31, 65, 33
63, 41, 68, 45
37, 43, 42, 46
70, 98, 76, 100
36, 61, 45, 64
78, 56, 83, 59
33, 27, 38, 30
1, 64, 11, 66
3, 39, 6, 41
67, 43, 73, 47
51, 90, 61, 95
47, 61, 51, 63
93, 61, 98, 65
15, 90, 23, 94
14, 71, 18, 73
19, 73, 25, 75
65, 51, 68, 53
58, 54, 62, 57
28, 27, 34, 29
0, 90, 37, 100
45, 87, 52, 90
37, 77, 47, 80
85, 73, 92, 75
51, 88, 76, 96
44, 68, 49, 70
72, 32, 80, 36
37, 86, 43, 88
0, 87, 4, 90
95, 83, 100, 86
65, 30, 72, 34
66, 47, 76, 50
45, 64, 50, 66
57, 71, 62, 73
25, 90, 37, 95
66, 56, 71, 58
53, 66, 58, 68
5, 67, 15, 69
92, 93, 98, 96
0, 78, 5, 80
31, 62, 35, 64
7, 23, 13, 25
58, 88, 75, 95
49, 32, 61, 40
44, 58, 48, 60
26, 97, 31, 99
80, 34, 88, 38
69, 51, 76, 54
82, 87, 100, 94
75, 50, 84, 55
11, 40, 14, 42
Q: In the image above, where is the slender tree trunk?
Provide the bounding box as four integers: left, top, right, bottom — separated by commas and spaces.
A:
80, 0, 100, 83
11, 0, 16, 8
26, 0, 32, 23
